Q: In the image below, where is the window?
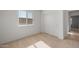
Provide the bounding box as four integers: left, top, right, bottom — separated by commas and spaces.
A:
17, 10, 33, 25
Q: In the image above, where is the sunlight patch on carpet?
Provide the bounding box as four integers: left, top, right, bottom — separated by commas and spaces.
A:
27, 41, 50, 48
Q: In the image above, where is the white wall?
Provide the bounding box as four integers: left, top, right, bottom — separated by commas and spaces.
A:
41, 10, 64, 39
0, 10, 41, 44
0, 10, 69, 44
0, 11, 3, 41
58, 11, 64, 39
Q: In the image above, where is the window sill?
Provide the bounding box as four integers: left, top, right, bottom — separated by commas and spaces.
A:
18, 24, 34, 27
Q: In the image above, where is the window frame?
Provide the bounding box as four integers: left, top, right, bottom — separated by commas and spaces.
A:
17, 10, 33, 27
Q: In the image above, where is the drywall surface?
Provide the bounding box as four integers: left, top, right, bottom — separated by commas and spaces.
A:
63, 10, 69, 37
0, 11, 3, 41
58, 11, 64, 39
0, 12, 1, 40
0, 10, 41, 44
41, 10, 64, 39
0, 11, 5, 42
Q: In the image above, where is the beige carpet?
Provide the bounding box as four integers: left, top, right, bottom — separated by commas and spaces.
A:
27, 41, 50, 48
1, 33, 79, 48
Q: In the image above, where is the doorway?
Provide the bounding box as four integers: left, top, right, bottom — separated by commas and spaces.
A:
69, 16, 79, 33
68, 11, 79, 40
